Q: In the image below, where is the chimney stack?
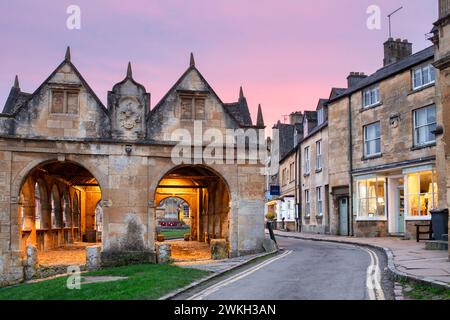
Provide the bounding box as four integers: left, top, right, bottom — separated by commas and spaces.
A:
347, 72, 367, 88
383, 38, 412, 66
289, 111, 303, 125
439, 0, 450, 19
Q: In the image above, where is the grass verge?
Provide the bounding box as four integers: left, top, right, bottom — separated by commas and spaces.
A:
0, 264, 208, 300
400, 279, 450, 300
160, 228, 190, 239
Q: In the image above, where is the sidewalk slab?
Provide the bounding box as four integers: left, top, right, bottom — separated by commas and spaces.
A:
271, 230, 450, 289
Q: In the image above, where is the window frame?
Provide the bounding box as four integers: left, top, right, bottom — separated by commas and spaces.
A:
179, 94, 207, 120
405, 170, 438, 220
316, 140, 322, 171
412, 64, 436, 91
304, 147, 310, 174
316, 186, 323, 217
356, 177, 387, 220
413, 105, 437, 147
304, 189, 310, 218
362, 84, 381, 108
50, 89, 80, 115
363, 122, 381, 158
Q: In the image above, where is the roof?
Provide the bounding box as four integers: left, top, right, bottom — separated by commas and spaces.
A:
303, 110, 317, 122
2, 87, 32, 114
150, 57, 253, 128
316, 99, 328, 110
224, 100, 253, 126
329, 46, 435, 104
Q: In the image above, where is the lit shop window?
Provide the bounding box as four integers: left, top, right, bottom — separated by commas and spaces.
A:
357, 178, 385, 218
406, 171, 438, 217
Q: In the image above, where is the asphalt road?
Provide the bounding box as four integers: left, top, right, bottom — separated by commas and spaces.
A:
177, 237, 394, 300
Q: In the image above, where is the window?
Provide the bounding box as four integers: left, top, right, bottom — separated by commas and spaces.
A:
50, 185, 62, 229
316, 140, 322, 170
62, 192, 72, 228
304, 190, 310, 218
412, 64, 435, 90
51, 90, 79, 114
289, 162, 295, 182
304, 147, 310, 174
180, 96, 206, 120
357, 178, 385, 218
414, 105, 436, 147
363, 85, 380, 108
34, 182, 42, 230
406, 171, 438, 217
317, 108, 325, 125
73, 194, 80, 228
364, 122, 381, 157
316, 187, 323, 217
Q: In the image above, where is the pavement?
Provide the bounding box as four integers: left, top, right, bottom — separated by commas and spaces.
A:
174, 237, 393, 300
271, 229, 450, 288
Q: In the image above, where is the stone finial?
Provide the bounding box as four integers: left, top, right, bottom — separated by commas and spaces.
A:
127, 61, 132, 78
190, 52, 195, 67
65, 46, 71, 62
13, 75, 20, 89
257, 104, 265, 127
239, 86, 244, 101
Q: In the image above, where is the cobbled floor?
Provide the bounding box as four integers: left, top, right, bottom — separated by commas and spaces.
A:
37, 242, 91, 266
169, 240, 211, 261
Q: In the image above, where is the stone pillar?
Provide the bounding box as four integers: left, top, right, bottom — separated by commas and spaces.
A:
24, 244, 38, 280
86, 245, 102, 270
155, 242, 171, 264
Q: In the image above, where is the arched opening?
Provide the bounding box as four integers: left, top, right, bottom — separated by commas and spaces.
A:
155, 165, 231, 261
17, 160, 102, 267
156, 197, 191, 240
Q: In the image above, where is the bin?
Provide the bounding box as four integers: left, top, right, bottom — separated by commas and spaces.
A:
430, 209, 449, 241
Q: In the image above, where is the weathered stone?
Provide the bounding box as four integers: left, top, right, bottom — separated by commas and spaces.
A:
262, 239, 278, 253
23, 244, 37, 280
156, 243, 172, 264
210, 239, 228, 260
86, 245, 102, 270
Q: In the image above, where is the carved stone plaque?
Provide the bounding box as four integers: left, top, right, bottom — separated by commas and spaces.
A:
118, 98, 142, 130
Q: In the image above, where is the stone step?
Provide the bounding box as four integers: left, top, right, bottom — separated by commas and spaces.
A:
425, 240, 449, 251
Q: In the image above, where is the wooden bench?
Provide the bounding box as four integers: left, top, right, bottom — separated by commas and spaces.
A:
416, 222, 433, 242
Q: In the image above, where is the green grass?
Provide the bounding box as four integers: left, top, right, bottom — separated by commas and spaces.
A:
400, 280, 450, 300
0, 264, 208, 300
160, 228, 190, 239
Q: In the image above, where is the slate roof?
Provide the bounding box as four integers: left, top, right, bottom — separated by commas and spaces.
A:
224, 100, 253, 126
2, 87, 32, 114
329, 46, 435, 103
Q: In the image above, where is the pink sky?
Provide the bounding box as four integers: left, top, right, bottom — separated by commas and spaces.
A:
0, 0, 437, 127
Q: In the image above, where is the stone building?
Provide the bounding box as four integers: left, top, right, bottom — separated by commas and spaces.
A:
265, 113, 303, 231
327, 40, 438, 239
430, 0, 450, 256
0, 49, 266, 286
300, 100, 330, 234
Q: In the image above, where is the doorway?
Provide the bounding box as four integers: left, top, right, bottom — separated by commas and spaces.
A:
338, 197, 349, 236
388, 177, 405, 235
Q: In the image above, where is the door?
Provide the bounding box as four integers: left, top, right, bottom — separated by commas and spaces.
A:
339, 197, 349, 236
396, 187, 405, 233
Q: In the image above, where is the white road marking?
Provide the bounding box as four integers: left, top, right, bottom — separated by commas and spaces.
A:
187, 250, 293, 300
361, 247, 386, 300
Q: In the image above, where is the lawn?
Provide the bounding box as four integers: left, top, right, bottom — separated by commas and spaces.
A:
160, 228, 190, 240
0, 264, 208, 300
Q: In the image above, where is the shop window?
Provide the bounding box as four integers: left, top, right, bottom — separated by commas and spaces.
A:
406, 171, 438, 217
357, 178, 385, 218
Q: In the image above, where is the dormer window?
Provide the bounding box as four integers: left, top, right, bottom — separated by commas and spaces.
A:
363, 85, 380, 108
51, 90, 79, 114
317, 108, 325, 125
412, 64, 435, 90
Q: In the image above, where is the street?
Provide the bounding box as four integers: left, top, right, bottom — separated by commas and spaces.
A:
177, 237, 394, 300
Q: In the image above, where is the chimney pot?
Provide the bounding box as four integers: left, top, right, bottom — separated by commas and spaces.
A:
383, 38, 413, 66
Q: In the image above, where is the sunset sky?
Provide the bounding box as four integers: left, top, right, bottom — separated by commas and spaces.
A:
0, 0, 437, 127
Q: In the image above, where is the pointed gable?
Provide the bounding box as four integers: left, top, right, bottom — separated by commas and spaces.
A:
148, 54, 246, 141
11, 48, 111, 139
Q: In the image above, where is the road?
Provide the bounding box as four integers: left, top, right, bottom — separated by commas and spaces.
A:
176, 237, 394, 300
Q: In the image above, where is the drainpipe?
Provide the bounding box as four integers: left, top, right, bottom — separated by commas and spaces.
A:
294, 145, 300, 232
348, 95, 354, 237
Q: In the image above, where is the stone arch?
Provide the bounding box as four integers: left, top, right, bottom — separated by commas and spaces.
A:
153, 164, 232, 246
